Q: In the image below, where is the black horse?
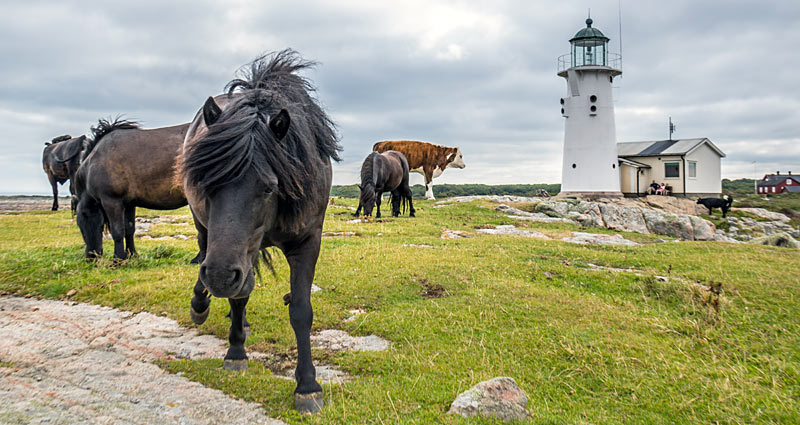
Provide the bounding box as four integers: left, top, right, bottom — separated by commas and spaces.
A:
354, 150, 415, 218
42, 134, 87, 211
179, 50, 341, 413
74, 118, 193, 261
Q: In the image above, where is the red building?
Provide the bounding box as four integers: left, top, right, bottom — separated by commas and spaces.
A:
757, 172, 800, 194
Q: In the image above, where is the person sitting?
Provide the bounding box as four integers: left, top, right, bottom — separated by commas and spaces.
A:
655, 183, 668, 195
648, 180, 659, 195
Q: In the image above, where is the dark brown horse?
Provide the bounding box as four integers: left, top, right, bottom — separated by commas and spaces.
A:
42, 134, 86, 210
74, 118, 193, 261
354, 150, 415, 218
179, 50, 340, 414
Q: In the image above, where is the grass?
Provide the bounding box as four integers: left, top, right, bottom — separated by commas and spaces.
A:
1, 199, 799, 424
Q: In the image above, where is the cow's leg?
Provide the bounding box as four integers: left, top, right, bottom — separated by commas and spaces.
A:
101, 198, 128, 261
76, 197, 104, 259
223, 296, 250, 371
285, 231, 324, 413
722, 206, 728, 218
48, 173, 59, 211
423, 170, 435, 200
375, 192, 383, 218
390, 190, 401, 217
190, 208, 207, 264
124, 206, 137, 258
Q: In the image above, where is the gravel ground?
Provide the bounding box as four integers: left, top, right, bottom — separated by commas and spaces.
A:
0, 296, 285, 425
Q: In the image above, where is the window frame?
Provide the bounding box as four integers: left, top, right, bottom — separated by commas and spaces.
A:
664, 161, 680, 179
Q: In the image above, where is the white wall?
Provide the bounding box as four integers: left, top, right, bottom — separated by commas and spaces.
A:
685, 144, 722, 194
560, 67, 621, 194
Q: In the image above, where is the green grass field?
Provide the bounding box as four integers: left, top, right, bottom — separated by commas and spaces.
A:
1, 199, 798, 424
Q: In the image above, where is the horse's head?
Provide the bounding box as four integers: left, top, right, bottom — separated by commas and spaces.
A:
181, 95, 292, 299
358, 183, 377, 217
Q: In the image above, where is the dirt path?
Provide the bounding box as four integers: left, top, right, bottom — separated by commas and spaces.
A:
0, 296, 286, 425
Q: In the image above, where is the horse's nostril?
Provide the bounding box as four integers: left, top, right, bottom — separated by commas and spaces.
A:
231, 268, 243, 287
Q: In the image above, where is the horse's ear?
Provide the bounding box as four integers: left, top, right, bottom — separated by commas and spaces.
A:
203, 96, 222, 126
269, 108, 291, 140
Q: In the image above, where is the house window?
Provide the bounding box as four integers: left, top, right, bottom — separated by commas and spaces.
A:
688, 161, 697, 178
665, 162, 680, 178
788, 179, 793, 185
772, 187, 776, 193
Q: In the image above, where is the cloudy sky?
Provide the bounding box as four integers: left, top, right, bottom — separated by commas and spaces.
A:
2, 0, 798, 194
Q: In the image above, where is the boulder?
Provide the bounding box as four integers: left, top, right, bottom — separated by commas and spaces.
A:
734, 208, 791, 222
448, 377, 530, 422
749, 232, 800, 248
535, 200, 570, 218
689, 215, 717, 241
599, 204, 649, 234
562, 232, 639, 246
641, 209, 693, 240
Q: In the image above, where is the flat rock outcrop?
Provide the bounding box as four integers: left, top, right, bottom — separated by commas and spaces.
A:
448, 377, 530, 421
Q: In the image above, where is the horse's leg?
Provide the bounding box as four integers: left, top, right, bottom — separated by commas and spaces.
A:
222, 296, 250, 371
190, 218, 210, 324
390, 190, 401, 217
404, 185, 416, 217
48, 173, 59, 211
375, 192, 382, 218
190, 278, 211, 324
285, 232, 324, 413
353, 201, 362, 217
124, 206, 137, 257
224, 306, 250, 338
76, 197, 104, 259
189, 208, 207, 264
101, 198, 128, 261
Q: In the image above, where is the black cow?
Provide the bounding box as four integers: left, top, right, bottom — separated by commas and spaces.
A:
697, 195, 733, 218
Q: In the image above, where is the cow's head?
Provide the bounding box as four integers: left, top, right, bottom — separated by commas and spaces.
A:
446, 147, 465, 169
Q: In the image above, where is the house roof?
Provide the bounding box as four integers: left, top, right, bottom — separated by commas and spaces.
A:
618, 157, 651, 168
757, 174, 800, 187
617, 138, 726, 158
784, 186, 800, 193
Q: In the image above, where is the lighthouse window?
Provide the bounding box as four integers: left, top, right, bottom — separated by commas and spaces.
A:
572, 163, 577, 169
665, 162, 680, 178
590, 95, 597, 102
590, 105, 597, 112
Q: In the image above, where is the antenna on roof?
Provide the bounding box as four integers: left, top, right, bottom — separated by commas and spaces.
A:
669, 117, 676, 140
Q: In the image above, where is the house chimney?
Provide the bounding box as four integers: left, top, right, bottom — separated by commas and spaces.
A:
777, 171, 780, 175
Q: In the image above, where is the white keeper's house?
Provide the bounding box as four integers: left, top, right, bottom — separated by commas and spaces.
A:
617, 138, 726, 197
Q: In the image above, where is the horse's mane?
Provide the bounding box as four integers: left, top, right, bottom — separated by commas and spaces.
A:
358, 152, 379, 208
181, 50, 342, 228
82, 117, 139, 161
47, 134, 72, 145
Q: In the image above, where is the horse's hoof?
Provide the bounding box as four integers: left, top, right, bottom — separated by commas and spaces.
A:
294, 392, 324, 413
190, 306, 210, 325
223, 359, 248, 371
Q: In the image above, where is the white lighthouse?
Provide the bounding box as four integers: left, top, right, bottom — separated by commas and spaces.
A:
557, 18, 623, 198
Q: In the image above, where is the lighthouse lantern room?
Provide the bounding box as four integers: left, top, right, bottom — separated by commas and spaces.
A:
557, 18, 623, 198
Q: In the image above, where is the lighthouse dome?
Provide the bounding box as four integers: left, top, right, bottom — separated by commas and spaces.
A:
570, 18, 609, 42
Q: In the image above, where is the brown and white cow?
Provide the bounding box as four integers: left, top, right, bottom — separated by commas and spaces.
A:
372, 140, 465, 200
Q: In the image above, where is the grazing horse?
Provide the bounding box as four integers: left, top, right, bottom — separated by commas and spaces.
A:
179, 50, 341, 413
74, 118, 193, 260
42, 134, 87, 211
697, 195, 733, 218
354, 150, 415, 218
